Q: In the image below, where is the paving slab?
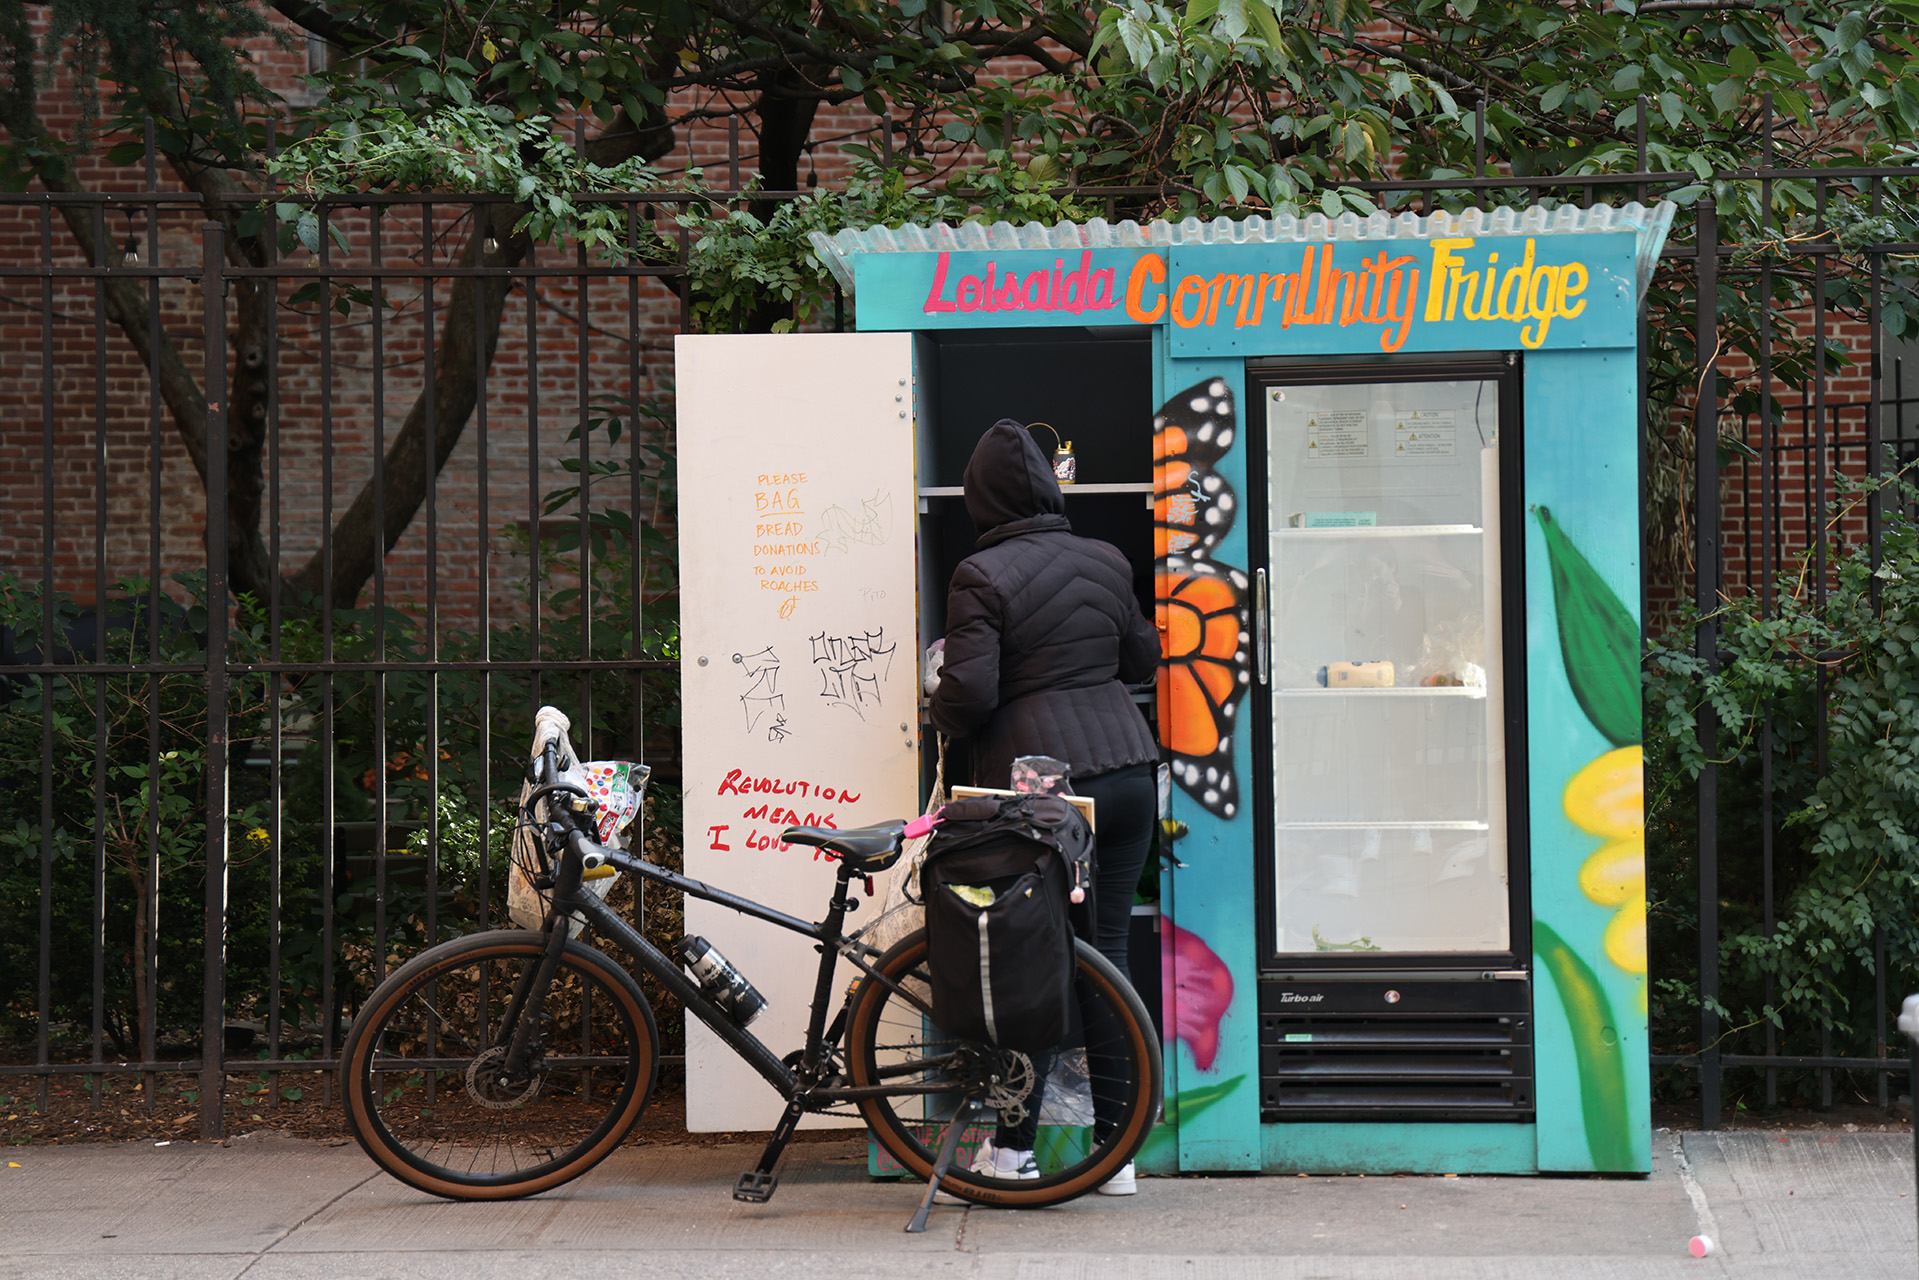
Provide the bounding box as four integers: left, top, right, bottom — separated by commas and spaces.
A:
1676, 1129, 1916, 1278
0, 1128, 1913, 1279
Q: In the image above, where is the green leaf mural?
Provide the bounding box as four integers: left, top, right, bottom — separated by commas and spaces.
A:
1138, 1074, 1246, 1163
1534, 921, 1633, 1171
1536, 506, 1641, 748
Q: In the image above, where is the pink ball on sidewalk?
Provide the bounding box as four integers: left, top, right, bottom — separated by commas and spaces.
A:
1688, 1235, 1716, 1258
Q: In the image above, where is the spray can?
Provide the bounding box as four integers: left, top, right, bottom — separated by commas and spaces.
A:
679, 935, 769, 1026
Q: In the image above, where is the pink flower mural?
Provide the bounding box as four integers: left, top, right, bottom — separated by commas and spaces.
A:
1162, 919, 1234, 1071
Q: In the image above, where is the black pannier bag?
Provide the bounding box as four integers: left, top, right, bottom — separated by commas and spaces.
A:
919, 793, 1095, 1053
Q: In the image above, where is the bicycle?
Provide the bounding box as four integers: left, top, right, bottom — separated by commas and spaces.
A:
339, 709, 1163, 1231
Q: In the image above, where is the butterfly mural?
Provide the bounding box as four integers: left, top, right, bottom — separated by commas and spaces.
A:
1154, 381, 1238, 560
1154, 378, 1253, 820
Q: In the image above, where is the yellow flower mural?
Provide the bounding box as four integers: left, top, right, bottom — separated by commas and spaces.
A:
1564, 724, 1646, 1000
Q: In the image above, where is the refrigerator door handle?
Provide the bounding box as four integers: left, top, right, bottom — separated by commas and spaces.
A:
1253, 567, 1270, 686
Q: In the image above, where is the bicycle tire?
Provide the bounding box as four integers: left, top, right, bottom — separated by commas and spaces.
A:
341, 928, 659, 1200
845, 930, 1162, 1207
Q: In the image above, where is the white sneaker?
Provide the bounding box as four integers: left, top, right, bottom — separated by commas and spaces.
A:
1095, 1160, 1136, 1196
973, 1140, 1041, 1179
930, 1139, 1038, 1203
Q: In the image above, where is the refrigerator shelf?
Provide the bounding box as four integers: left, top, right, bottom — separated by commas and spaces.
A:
1273, 524, 1482, 537
1273, 686, 1488, 698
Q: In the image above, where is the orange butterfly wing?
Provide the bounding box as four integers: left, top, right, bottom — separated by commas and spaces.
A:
1153, 376, 1252, 821
1156, 558, 1251, 819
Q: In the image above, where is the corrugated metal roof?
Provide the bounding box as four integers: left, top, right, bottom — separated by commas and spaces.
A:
809, 200, 1677, 300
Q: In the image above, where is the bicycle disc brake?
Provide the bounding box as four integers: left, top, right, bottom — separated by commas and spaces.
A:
982, 1050, 1037, 1128
465, 1045, 545, 1109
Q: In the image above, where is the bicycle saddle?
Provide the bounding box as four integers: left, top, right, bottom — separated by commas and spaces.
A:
781, 820, 907, 871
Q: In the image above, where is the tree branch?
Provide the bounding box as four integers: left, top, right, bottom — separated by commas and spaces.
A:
289, 108, 670, 609
1626, 1, 1784, 12
14, 109, 212, 487
265, 0, 383, 54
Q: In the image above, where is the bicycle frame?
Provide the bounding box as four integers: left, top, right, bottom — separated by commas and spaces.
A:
537, 821, 941, 1110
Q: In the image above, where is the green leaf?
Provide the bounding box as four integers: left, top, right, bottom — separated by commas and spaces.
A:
1246, 0, 1284, 49
1535, 921, 1634, 1171
1710, 78, 1742, 116
1537, 506, 1641, 748
1137, 1075, 1248, 1163
1165, 1075, 1246, 1124
1216, 0, 1249, 40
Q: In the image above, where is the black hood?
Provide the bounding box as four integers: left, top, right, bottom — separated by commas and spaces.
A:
963, 419, 1068, 545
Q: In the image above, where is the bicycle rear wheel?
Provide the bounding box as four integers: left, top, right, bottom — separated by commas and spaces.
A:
845, 930, 1162, 1207
341, 929, 659, 1200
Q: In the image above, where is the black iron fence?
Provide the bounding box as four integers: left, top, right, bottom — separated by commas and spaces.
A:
5, 114, 1919, 1138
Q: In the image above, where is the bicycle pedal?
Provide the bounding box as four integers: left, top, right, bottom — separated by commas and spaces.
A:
733, 1170, 778, 1203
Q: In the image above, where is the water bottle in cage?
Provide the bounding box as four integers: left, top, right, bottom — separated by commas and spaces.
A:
679, 935, 769, 1026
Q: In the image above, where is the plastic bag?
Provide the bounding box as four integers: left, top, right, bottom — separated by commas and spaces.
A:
866, 734, 947, 952
1010, 753, 1073, 796
506, 706, 650, 935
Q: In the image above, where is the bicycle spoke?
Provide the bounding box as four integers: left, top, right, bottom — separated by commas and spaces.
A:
343, 934, 657, 1199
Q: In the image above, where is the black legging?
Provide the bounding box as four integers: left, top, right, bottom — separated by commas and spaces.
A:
1000, 761, 1156, 1149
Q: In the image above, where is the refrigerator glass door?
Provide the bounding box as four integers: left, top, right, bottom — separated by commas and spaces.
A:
1264, 378, 1508, 955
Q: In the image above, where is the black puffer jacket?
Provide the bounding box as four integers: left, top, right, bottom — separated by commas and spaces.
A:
929, 420, 1162, 788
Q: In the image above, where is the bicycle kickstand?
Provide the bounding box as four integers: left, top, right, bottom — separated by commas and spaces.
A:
904, 1097, 982, 1234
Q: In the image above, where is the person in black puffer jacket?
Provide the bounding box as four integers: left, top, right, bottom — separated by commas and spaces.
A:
929, 418, 1160, 1198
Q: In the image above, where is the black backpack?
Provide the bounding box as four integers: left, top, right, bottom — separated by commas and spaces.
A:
919, 793, 1095, 1053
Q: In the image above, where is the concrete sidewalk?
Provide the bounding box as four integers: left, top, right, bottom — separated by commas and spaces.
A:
1, 1129, 1911, 1279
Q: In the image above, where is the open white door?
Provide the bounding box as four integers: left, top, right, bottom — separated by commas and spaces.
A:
675, 332, 920, 1130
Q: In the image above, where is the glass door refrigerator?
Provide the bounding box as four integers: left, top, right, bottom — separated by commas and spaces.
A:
1249, 354, 1533, 1124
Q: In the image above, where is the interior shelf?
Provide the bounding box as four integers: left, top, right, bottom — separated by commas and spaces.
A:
1273, 686, 1488, 698
1274, 524, 1483, 537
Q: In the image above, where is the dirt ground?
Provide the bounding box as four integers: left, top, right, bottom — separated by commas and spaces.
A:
1651, 1097, 1913, 1135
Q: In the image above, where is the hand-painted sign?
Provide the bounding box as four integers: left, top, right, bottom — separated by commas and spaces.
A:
851, 233, 1638, 354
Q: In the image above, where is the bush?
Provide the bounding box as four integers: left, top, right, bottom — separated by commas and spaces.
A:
1646, 470, 1919, 1108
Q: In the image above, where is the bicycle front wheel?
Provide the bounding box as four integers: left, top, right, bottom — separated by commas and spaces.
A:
341, 929, 659, 1200
845, 931, 1162, 1207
